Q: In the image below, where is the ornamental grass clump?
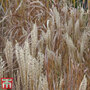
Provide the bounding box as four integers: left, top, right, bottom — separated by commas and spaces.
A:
0, 0, 90, 90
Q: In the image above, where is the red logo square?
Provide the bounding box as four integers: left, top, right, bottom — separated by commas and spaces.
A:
1, 78, 13, 89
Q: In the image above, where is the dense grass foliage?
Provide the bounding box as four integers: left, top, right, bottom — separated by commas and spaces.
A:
0, 0, 90, 90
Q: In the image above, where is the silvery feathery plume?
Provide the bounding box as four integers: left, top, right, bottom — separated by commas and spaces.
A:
31, 23, 38, 57
37, 52, 44, 75
75, 19, 80, 36
42, 20, 51, 48
79, 75, 87, 90
0, 56, 5, 77
64, 33, 76, 51
52, 5, 60, 29
80, 8, 84, 25
80, 31, 89, 57
38, 74, 48, 90
15, 42, 29, 90
4, 40, 13, 76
